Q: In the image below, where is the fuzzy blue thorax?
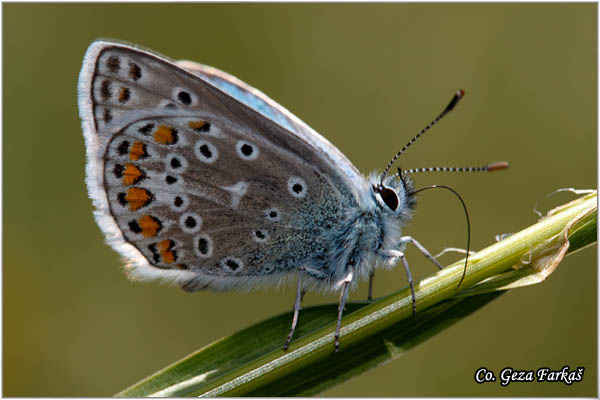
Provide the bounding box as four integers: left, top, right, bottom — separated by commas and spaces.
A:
302, 172, 417, 290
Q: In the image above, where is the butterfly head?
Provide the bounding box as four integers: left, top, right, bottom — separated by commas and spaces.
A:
371, 170, 416, 219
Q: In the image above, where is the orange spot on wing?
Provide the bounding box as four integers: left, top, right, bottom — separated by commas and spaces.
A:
157, 239, 172, 251
129, 141, 147, 161
158, 239, 176, 264
118, 87, 130, 103
154, 125, 176, 144
138, 215, 161, 238
188, 120, 208, 131
122, 164, 144, 185
125, 187, 152, 211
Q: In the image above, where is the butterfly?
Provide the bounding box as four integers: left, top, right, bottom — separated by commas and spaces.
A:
78, 40, 507, 352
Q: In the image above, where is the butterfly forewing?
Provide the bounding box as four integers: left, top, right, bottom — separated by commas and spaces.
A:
80, 42, 361, 290
176, 59, 367, 193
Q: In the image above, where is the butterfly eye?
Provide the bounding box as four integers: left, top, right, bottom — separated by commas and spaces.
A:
374, 185, 399, 212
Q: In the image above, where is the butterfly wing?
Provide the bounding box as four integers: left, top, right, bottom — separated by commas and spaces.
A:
176, 60, 298, 134
78, 40, 368, 291
176, 59, 365, 188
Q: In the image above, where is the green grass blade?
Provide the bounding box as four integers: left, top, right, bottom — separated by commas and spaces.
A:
117, 191, 596, 397
244, 291, 506, 397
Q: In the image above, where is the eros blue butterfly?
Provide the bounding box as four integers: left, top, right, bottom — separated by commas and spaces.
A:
78, 40, 508, 352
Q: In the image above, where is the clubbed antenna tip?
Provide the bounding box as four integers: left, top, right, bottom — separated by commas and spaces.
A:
444, 89, 465, 113
379, 89, 466, 183
486, 161, 509, 172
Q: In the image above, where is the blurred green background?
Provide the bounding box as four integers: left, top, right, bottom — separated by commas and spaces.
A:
3, 3, 597, 397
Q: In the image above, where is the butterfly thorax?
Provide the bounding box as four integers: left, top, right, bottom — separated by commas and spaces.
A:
301, 172, 416, 289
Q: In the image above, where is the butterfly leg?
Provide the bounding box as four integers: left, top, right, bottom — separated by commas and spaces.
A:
399, 236, 444, 270
380, 249, 417, 314
334, 272, 353, 353
367, 271, 375, 301
399, 253, 417, 315
284, 270, 304, 351
434, 247, 475, 258
381, 237, 447, 314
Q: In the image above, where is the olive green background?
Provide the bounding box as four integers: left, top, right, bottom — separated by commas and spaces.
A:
3, 3, 597, 397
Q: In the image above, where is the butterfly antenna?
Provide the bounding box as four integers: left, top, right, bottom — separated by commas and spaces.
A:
379, 89, 465, 184
394, 161, 509, 177
397, 162, 507, 287
408, 184, 471, 289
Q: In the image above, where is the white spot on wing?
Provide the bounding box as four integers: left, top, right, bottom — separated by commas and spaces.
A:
236, 140, 259, 160
288, 176, 307, 199
166, 153, 188, 173
194, 140, 218, 163
252, 229, 269, 243
169, 193, 189, 212
220, 256, 244, 272
221, 181, 249, 209
173, 86, 197, 106
180, 212, 202, 233
194, 234, 213, 258
264, 207, 280, 222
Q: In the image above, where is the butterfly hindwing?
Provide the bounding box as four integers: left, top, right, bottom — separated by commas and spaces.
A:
78, 41, 363, 291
